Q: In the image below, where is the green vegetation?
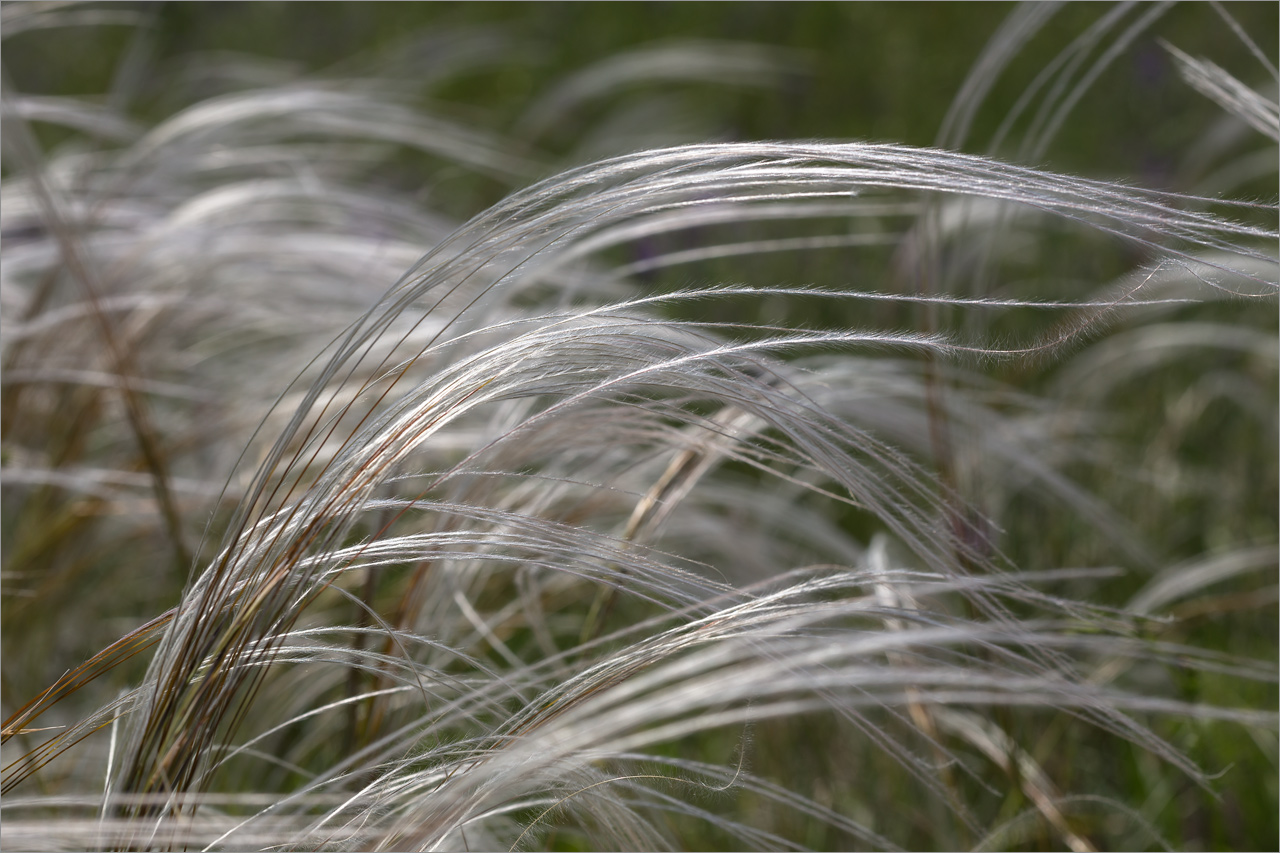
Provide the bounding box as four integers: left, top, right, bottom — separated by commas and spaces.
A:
2, 2, 1276, 850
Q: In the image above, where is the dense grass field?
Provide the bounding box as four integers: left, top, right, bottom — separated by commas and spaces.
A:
2, 3, 1277, 850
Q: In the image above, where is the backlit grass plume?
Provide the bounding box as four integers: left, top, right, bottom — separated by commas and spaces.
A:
2, 3, 1276, 850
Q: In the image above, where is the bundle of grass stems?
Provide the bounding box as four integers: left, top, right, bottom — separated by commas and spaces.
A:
1, 2, 1276, 850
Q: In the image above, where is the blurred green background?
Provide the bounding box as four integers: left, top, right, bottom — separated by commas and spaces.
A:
7, 1, 1276, 183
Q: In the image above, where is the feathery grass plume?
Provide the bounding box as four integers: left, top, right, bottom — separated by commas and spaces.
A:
2, 2, 1277, 850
